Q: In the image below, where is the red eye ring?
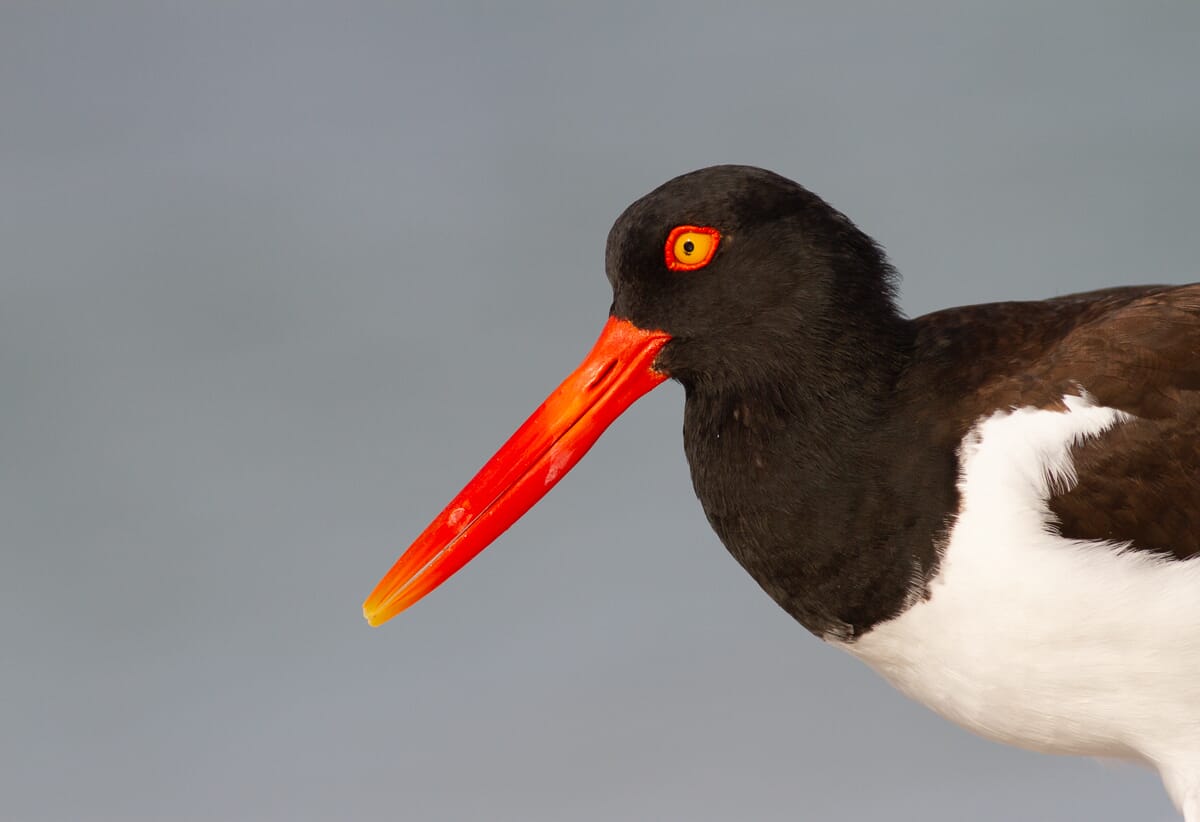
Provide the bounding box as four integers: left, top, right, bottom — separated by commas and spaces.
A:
665, 225, 721, 272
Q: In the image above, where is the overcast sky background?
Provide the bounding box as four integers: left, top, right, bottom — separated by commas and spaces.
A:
4, 3, 1199, 820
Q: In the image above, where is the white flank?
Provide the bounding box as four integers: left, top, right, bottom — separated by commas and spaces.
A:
840, 395, 1200, 817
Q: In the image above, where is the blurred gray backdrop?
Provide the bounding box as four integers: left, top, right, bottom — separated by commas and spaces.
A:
4, 3, 1198, 820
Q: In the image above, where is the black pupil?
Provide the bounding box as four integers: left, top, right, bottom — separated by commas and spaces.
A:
682, 239, 695, 255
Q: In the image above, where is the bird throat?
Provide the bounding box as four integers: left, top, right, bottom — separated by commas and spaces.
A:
679, 346, 953, 640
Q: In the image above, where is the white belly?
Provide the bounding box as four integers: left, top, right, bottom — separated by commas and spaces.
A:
840, 396, 1200, 765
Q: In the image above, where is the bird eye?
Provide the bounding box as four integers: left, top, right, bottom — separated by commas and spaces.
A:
665, 226, 721, 271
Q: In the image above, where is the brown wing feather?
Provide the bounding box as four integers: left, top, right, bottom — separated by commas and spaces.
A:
1040, 284, 1200, 558
1044, 284, 1200, 419
1048, 404, 1200, 559
910, 283, 1200, 560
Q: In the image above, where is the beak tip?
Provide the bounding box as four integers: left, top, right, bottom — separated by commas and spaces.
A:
364, 593, 406, 627
363, 602, 385, 627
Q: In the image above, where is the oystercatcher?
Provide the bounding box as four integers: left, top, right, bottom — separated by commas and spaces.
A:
363, 165, 1200, 819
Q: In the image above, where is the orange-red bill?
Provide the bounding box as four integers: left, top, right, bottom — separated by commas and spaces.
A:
362, 316, 672, 626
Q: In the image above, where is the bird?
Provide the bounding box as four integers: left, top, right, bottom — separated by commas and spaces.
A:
362, 165, 1200, 819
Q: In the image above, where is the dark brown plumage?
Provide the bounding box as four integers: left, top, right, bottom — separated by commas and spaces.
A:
908, 284, 1200, 560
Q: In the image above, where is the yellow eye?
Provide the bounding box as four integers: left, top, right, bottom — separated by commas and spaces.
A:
665, 225, 721, 271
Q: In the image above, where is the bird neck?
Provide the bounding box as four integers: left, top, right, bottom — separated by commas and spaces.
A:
680, 319, 953, 640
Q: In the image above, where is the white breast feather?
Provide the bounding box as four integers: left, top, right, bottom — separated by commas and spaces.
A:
839, 394, 1200, 811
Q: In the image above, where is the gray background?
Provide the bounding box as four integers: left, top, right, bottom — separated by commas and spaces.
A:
4, 3, 1198, 820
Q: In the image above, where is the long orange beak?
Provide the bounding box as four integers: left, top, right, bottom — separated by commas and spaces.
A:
362, 316, 672, 626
